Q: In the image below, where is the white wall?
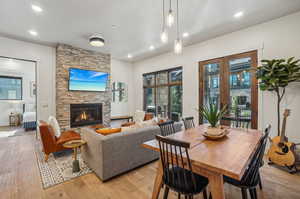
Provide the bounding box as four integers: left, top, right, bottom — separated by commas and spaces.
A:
133, 12, 300, 142
0, 36, 56, 121
110, 59, 134, 116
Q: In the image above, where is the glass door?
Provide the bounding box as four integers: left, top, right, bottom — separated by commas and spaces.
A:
143, 67, 183, 121
199, 58, 225, 124
199, 51, 258, 129
225, 51, 258, 128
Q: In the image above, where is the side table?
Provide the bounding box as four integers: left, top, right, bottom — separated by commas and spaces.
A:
9, 113, 21, 127
63, 139, 87, 173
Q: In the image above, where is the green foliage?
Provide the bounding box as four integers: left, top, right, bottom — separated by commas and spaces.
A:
256, 57, 300, 136
198, 102, 227, 127
257, 57, 300, 91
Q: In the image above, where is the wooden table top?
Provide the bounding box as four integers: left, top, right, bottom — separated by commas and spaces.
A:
142, 125, 262, 180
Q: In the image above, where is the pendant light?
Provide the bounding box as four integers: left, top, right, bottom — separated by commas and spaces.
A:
174, 0, 182, 54
166, 0, 174, 27
160, 0, 168, 43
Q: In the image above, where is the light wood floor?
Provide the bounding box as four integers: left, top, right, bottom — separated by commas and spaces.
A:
0, 133, 300, 199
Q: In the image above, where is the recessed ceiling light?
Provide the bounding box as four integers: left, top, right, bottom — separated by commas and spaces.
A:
28, 30, 38, 36
127, 54, 132, 59
234, 11, 244, 18
182, 32, 189, 38
31, 4, 43, 13
149, 45, 155, 51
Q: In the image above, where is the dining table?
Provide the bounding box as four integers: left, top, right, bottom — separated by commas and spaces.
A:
142, 125, 263, 199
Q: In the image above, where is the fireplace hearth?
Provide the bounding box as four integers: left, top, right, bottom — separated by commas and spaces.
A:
70, 103, 102, 128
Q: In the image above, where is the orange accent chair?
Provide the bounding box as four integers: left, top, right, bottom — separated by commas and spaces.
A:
39, 120, 81, 161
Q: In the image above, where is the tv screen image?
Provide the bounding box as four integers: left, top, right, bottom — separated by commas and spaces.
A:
69, 68, 109, 92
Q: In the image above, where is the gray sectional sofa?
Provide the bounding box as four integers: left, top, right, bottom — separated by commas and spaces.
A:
81, 123, 182, 181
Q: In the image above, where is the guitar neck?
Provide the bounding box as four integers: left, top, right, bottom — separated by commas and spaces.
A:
280, 115, 288, 143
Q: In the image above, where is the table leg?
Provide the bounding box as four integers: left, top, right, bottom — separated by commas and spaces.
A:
208, 173, 225, 199
72, 147, 80, 173
152, 160, 163, 199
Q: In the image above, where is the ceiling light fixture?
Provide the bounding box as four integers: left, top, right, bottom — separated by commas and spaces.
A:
89, 34, 105, 47
166, 0, 174, 27
160, 0, 168, 43
31, 4, 43, 13
182, 32, 189, 38
28, 30, 38, 36
174, 0, 182, 54
234, 11, 244, 18
127, 54, 132, 59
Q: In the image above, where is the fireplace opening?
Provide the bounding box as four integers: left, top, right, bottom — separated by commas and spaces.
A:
70, 103, 102, 128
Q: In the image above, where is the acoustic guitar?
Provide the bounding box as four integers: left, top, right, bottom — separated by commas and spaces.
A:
267, 109, 296, 167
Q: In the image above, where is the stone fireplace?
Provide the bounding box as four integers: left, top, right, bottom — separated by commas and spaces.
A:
56, 44, 111, 130
70, 103, 102, 128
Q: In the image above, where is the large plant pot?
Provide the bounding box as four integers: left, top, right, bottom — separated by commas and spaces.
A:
207, 126, 222, 136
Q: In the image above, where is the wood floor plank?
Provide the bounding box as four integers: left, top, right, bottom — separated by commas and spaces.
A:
0, 132, 299, 199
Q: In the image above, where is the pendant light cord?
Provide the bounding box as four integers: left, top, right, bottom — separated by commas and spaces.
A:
176, 0, 179, 38
162, 0, 165, 29
169, 0, 172, 11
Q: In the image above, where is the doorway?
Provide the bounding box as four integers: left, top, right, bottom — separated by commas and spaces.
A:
0, 56, 37, 138
199, 50, 258, 129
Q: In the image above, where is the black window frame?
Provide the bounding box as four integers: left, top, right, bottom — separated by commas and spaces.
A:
0, 75, 23, 100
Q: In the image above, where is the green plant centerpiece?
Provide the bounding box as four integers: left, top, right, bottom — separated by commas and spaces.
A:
256, 57, 300, 136
198, 102, 227, 135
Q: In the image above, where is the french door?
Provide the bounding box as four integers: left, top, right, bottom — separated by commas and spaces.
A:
199, 50, 258, 129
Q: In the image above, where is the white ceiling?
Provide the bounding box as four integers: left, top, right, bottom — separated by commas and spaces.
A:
0, 0, 300, 62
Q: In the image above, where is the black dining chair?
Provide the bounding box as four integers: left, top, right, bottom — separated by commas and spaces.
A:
156, 135, 209, 199
182, 117, 195, 130
235, 117, 251, 129
158, 121, 176, 136
222, 125, 271, 199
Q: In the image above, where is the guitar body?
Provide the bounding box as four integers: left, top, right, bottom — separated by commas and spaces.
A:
267, 136, 296, 166
267, 109, 296, 167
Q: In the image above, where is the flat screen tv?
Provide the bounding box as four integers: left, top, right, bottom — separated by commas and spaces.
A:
69, 68, 109, 92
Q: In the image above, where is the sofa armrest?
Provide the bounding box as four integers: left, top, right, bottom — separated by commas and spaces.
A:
81, 128, 105, 180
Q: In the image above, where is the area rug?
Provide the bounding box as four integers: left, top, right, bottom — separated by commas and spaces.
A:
35, 142, 92, 188
0, 128, 31, 138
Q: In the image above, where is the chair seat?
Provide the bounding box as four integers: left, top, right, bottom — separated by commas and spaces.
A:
163, 166, 208, 194
223, 175, 259, 188
57, 130, 81, 145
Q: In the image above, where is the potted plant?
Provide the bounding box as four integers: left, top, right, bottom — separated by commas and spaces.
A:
198, 102, 227, 135
256, 57, 300, 136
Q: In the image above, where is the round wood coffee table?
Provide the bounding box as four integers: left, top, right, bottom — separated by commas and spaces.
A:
63, 139, 87, 173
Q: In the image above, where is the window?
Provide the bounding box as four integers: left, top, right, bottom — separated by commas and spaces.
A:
143, 67, 182, 121
0, 76, 22, 100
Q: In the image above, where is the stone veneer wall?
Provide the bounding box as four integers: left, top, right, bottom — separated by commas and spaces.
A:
56, 44, 111, 130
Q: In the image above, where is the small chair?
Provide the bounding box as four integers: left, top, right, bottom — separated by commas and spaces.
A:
235, 117, 251, 129
39, 120, 81, 161
156, 135, 209, 199
223, 125, 271, 199
158, 120, 176, 136
121, 111, 154, 127
182, 117, 195, 130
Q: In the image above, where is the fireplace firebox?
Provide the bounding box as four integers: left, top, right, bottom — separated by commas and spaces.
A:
70, 103, 102, 128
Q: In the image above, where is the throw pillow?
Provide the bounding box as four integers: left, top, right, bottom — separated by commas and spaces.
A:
48, 116, 61, 137
96, 128, 122, 135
